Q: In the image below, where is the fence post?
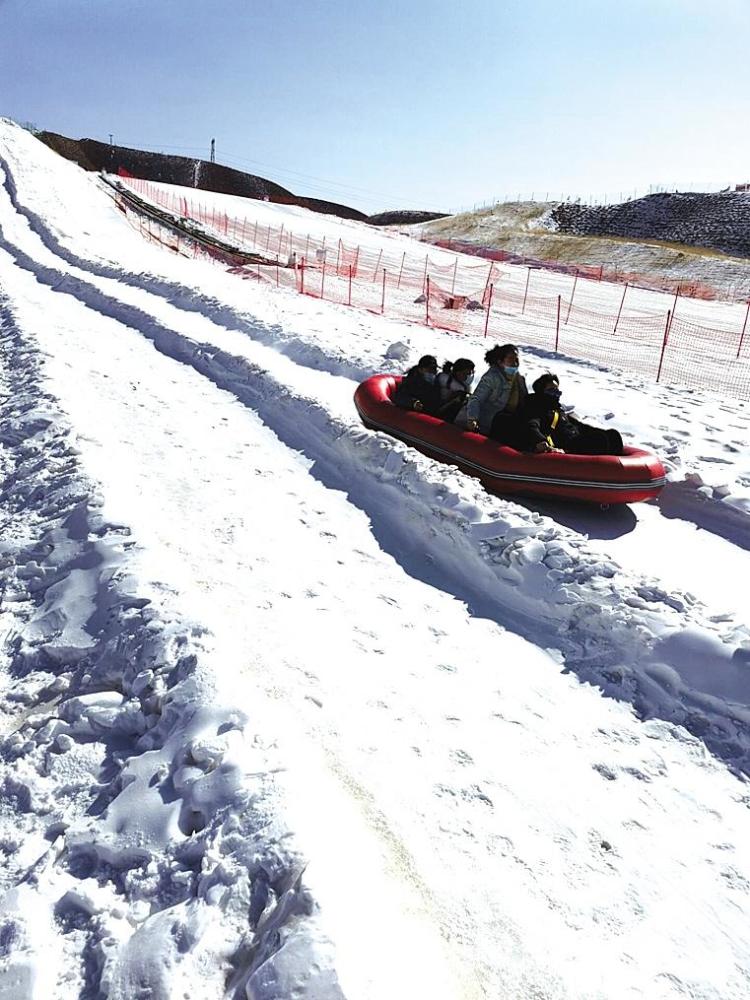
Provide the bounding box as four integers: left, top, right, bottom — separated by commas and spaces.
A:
348, 264, 353, 306
423, 254, 428, 292
555, 295, 561, 352
300, 257, 305, 295
656, 311, 672, 382
598, 264, 604, 281
737, 300, 750, 359
613, 282, 629, 333
321, 258, 326, 300
276, 261, 279, 287
451, 258, 458, 295
372, 248, 383, 281
397, 251, 406, 288
522, 266, 531, 314
565, 270, 579, 325
381, 269, 387, 313
426, 276, 430, 326
484, 283, 493, 338
305, 234, 310, 258
483, 262, 494, 300
668, 284, 680, 334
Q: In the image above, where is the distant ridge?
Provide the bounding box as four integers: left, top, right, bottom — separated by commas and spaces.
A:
38, 130, 368, 221
36, 130, 447, 226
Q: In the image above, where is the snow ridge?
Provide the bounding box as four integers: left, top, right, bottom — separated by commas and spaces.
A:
0, 297, 342, 999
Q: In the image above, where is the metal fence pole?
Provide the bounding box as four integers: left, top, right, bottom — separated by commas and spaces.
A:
656, 311, 672, 382
737, 300, 750, 359
565, 270, 579, 325
614, 282, 629, 333
522, 267, 531, 314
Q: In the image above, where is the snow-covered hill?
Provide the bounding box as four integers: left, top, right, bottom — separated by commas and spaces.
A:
1, 118, 750, 1000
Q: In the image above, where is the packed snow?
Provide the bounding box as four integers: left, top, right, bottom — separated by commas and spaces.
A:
1, 119, 750, 999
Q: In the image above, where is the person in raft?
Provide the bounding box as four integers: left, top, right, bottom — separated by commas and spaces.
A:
519, 372, 625, 455
393, 354, 441, 414
465, 344, 528, 443
436, 358, 476, 423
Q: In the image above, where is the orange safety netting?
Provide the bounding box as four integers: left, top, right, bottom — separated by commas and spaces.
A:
115, 177, 750, 401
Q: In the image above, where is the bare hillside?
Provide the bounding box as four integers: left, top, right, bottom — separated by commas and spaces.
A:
416, 200, 750, 299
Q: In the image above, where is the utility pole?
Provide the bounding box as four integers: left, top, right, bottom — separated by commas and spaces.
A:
109, 133, 113, 147
210, 138, 215, 163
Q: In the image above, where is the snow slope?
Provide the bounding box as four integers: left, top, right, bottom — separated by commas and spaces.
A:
1, 119, 750, 999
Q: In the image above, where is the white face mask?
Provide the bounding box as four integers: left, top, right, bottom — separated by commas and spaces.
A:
463, 373, 475, 388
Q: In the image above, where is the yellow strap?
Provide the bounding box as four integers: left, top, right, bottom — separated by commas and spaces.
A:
546, 409, 559, 448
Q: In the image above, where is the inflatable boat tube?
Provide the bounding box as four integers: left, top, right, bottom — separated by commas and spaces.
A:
354, 375, 666, 505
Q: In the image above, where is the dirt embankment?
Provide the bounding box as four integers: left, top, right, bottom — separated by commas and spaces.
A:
38, 131, 369, 222
368, 210, 447, 226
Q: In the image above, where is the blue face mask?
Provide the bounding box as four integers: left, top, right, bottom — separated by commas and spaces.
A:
544, 387, 562, 400
503, 365, 519, 376
463, 373, 475, 388
423, 372, 436, 383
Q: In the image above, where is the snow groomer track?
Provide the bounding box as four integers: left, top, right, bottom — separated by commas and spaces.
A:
2, 118, 750, 1000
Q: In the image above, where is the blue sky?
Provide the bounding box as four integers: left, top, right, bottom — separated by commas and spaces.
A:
1, 0, 749, 213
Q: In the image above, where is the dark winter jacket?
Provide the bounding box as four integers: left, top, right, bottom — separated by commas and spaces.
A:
518, 393, 623, 455
393, 369, 441, 414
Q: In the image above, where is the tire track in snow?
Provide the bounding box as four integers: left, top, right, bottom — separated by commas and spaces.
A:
2, 216, 750, 777
0, 293, 354, 999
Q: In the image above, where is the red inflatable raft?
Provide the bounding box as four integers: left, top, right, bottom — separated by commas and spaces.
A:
354, 375, 666, 505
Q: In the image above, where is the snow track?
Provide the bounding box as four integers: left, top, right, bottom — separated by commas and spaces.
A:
0, 294, 357, 998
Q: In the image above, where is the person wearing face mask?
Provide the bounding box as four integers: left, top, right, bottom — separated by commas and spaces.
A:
393, 354, 441, 414
465, 344, 528, 443
519, 373, 624, 455
436, 358, 476, 424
